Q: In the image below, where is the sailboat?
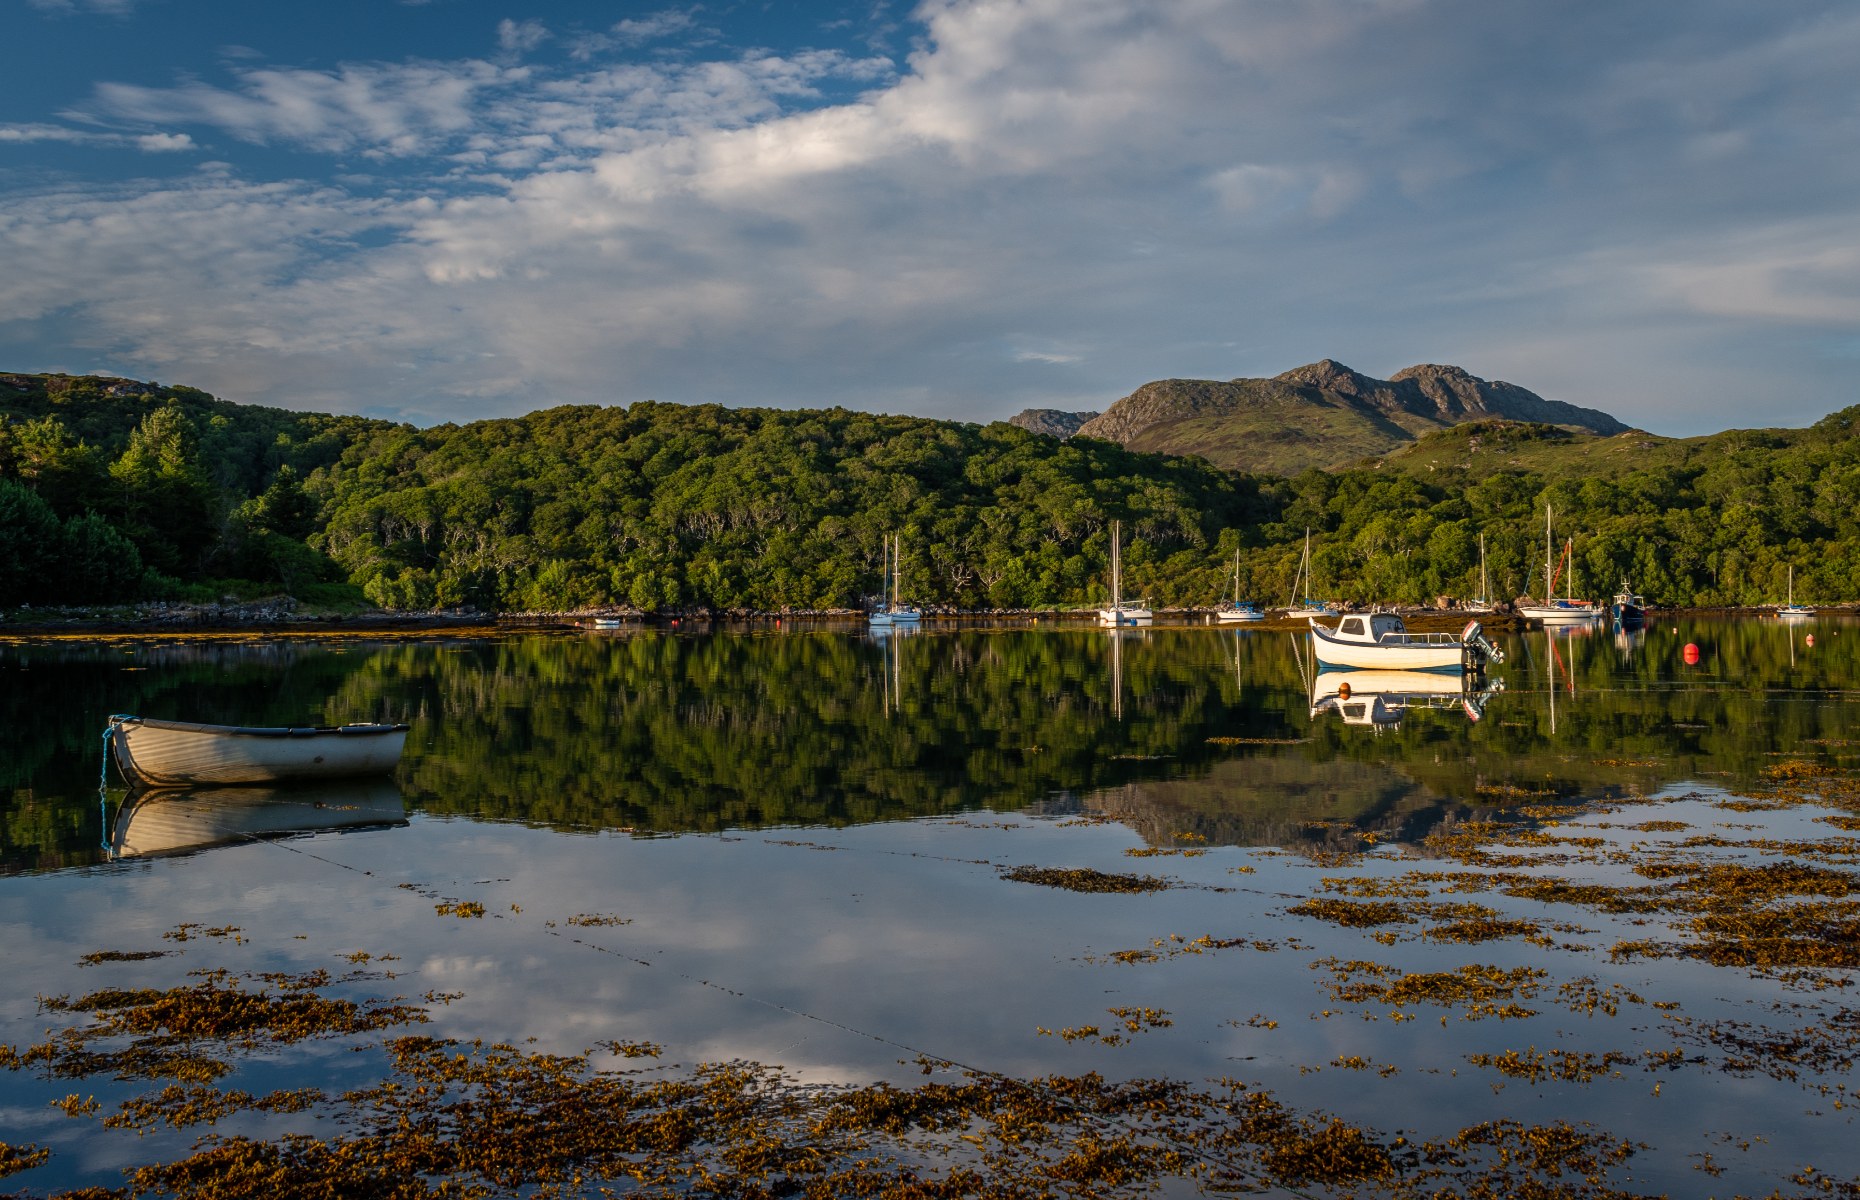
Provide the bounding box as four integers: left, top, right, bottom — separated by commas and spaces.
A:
868, 533, 922, 626
1216, 545, 1264, 622
1517, 505, 1600, 623
1779, 564, 1814, 619
1461, 532, 1495, 613
1098, 519, 1153, 626
1281, 529, 1336, 618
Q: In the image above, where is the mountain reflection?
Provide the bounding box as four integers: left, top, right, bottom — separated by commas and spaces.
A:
2, 616, 1852, 871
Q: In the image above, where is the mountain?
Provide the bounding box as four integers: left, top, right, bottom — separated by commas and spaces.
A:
1070, 360, 1629, 475
1007, 408, 1099, 438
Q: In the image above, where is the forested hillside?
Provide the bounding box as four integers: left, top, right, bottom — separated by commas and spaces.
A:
0, 373, 400, 606
3, 371, 1860, 614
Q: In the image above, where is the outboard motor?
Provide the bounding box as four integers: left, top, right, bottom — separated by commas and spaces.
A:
1460, 620, 1505, 670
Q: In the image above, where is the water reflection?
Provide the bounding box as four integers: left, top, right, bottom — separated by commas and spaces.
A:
109, 780, 407, 860
2, 616, 1857, 871
1308, 669, 1504, 729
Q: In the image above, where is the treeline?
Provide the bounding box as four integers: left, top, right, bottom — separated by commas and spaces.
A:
3, 370, 1860, 612
0, 373, 398, 606
302, 401, 1860, 611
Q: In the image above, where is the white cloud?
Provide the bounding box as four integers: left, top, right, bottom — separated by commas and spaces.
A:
611, 9, 699, 45
497, 18, 550, 56
0, 122, 194, 152
135, 132, 197, 152
26, 0, 139, 13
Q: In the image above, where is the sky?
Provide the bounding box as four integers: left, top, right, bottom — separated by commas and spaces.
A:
3, 0, 1858, 435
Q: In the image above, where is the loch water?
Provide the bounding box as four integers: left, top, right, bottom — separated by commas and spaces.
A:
2, 615, 1857, 1195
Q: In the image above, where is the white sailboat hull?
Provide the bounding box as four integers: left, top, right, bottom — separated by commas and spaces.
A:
1216, 608, 1264, 623
1519, 604, 1601, 623
1098, 606, 1153, 626
111, 717, 409, 786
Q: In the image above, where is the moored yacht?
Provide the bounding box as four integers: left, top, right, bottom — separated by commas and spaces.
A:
1099, 520, 1153, 626
1309, 612, 1503, 673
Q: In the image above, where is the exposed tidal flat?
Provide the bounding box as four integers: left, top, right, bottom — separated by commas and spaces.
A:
1, 617, 1858, 1197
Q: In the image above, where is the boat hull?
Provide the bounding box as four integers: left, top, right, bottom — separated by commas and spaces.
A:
111, 717, 409, 786
1519, 604, 1601, 623
1098, 606, 1152, 626
1309, 631, 1465, 672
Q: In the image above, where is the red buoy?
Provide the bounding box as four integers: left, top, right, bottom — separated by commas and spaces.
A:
1683, 643, 1700, 665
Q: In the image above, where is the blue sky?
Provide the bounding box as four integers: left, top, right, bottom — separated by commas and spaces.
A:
3, 1, 1857, 434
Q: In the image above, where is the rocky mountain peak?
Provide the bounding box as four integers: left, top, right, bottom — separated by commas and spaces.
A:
1007, 408, 1100, 439
1272, 360, 1376, 396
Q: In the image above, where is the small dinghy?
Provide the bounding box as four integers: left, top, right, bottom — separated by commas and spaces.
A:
108, 715, 408, 786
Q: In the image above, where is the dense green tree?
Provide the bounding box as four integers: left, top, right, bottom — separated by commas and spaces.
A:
52, 511, 145, 603
106, 405, 220, 576
0, 478, 61, 606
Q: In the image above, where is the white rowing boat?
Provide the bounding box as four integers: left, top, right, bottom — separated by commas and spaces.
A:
108, 715, 409, 786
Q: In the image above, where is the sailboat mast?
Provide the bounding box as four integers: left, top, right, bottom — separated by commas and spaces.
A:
1479, 532, 1488, 601
1544, 505, 1553, 600
1110, 520, 1121, 611
893, 533, 902, 607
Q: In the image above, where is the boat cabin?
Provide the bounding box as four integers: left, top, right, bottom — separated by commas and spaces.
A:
1326, 613, 1408, 644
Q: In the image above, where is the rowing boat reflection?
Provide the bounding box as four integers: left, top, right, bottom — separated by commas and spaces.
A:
109, 780, 407, 860
1309, 669, 1506, 729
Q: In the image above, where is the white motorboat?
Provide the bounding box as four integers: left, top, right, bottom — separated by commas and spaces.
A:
1517, 504, 1600, 623
1215, 547, 1264, 622
110, 781, 407, 859
869, 532, 923, 626
1309, 612, 1503, 673
108, 715, 409, 786
1099, 519, 1152, 626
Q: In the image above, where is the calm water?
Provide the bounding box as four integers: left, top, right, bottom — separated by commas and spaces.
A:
1, 616, 1856, 1195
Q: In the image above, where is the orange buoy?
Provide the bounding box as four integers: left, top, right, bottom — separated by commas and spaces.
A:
1683, 643, 1700, 664
1338, 682, 1352, 698
1805, 634, 1815, 647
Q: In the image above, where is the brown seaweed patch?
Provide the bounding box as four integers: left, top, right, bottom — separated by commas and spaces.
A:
1286, 899, 1413, 928
0, 1140, 51, 1179
566, 913, 633, 927
1000, 866, 1173, 893
105, 1084, 326, 1132
79, 950, 172, 966
1315, 958, 1548, 1020
2, 972, 429, 1084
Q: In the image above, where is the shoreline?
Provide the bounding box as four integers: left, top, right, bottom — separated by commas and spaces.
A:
0, 600, 1840, 640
